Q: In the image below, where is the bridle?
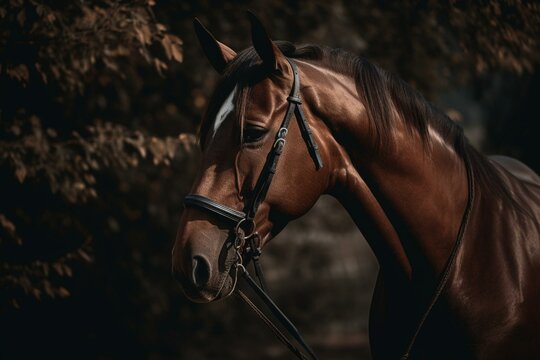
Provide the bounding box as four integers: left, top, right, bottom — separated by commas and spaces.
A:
184, 58, 322, 360
185, 57, 322, 226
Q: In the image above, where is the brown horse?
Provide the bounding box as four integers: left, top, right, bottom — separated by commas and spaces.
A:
172, 15, 540, 359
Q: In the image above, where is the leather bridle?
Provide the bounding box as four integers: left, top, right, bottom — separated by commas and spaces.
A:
184, 58, 322, 360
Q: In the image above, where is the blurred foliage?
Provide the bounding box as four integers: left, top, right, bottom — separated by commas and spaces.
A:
0, 0, 189, 309
0, 0, 538, 359
344, 0, 540, 92
1, 0, 182, 92
185, 0, 540, 93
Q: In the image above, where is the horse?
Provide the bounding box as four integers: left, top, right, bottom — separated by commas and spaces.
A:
172, 13, 540, 359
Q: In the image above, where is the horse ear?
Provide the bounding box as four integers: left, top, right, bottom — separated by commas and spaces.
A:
247, 11, 288, 72
193, 18, 237, 74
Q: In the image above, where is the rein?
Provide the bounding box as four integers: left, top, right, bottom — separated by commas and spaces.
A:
185, 58, 321, 360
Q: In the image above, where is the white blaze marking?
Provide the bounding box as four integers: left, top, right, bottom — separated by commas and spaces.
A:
211, 86, 237, 139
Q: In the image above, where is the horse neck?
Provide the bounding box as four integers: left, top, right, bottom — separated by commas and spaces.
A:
299, 61, 469, 283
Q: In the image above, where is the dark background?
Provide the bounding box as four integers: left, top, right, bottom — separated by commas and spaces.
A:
1, 1, 538, 359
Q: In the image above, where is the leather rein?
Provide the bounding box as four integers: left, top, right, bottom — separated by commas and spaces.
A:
185, 58, 322, 360
183, 57, 476, 360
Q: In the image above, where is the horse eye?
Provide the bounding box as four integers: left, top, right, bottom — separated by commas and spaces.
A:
243, 126, 268, 144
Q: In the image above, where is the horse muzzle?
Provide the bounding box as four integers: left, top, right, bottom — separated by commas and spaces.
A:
173, 259, 236, 304
172, 226, 238, 303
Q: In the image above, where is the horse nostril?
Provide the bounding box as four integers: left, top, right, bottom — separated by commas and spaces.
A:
192, 255, 211, 287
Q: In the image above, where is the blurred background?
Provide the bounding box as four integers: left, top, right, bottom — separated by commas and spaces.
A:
0, 1, 538, 359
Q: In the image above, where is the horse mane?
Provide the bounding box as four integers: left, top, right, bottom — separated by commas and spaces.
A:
199, 41, 521, 213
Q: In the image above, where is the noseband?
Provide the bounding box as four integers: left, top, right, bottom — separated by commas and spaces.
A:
184, 58, 322, 360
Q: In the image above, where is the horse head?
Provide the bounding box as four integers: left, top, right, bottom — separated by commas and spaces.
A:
172, 14, 332, 303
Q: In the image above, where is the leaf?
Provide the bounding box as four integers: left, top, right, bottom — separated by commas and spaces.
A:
7, 64, 29, 84
44, 280, 54, 297
74, 181, 86, 190
63, 264, 73, 277
162, 35, 183, 63
171, 42, 183, 62
161, 35, 172, 60
135, 24, 152, 45
16, 8, 25, 27
46, 128, 57, 138
35, 5, 45, 17
78, 249, 93, 263
53, 263, 64, 276
0, 214, 22, 245
32, 288, 41, 300
35, 61, 50, 82
80, 5, 98, 28
169, 35, 184, 62
178, 133, 196, 151
103, 57, 119, 72
138, 145, 147, 158
0, 214, 16, 234
57, 287, 70, 298
165, 137, 178, 158
153, 58, 167, 75
11, 299, 20, 309
15, 166, 27, 183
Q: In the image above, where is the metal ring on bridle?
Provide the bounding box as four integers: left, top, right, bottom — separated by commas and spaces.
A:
277, 127, 288, 138
235, 218, 256, 239
273, 138, 286, 149
234, 234, 245, 250
236, 263, 246, 274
